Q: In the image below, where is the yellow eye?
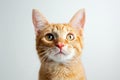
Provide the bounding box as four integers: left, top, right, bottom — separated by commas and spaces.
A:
66, 33, 75, 41
45, 33, 54, 41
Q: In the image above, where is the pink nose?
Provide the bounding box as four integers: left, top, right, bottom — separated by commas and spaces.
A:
56, 42, 64, 50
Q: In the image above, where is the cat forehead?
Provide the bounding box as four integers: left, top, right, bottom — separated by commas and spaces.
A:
42, 24, 76, 39
45, 23, 74, 32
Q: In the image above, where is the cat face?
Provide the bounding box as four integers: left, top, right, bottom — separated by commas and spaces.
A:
32, 9, 85, 63
36, 24, 81, 63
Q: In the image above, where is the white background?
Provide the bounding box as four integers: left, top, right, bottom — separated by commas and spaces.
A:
0, 0, 120, 80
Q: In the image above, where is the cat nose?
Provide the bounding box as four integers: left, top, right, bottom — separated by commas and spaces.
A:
56, 42, 64, 50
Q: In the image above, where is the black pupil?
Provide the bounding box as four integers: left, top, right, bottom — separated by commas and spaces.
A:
46, 34, 54, 41
70, 35, 72, 39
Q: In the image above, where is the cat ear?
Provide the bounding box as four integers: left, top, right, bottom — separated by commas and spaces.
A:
69, 9, 85, 30
32, 9, 48, 35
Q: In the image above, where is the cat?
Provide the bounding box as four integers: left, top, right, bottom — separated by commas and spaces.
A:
32, 8, 86, 80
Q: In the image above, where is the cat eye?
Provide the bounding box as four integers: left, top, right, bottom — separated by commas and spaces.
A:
45, 33, 54, 41
66, 33, 75, 41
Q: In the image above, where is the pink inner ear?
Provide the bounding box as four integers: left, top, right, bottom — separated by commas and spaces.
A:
32, 9, 48, 35
69, 9, 85, 30
81, 11, 85, 29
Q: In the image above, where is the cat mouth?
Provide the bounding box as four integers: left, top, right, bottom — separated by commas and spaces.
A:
54, 52, 66, 56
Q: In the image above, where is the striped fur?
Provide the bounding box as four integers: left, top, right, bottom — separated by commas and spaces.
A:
32, 9, 86, 80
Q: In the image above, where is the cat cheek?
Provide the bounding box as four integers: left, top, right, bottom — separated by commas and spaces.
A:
41, 38, 53, 46
67, 45, 73, 49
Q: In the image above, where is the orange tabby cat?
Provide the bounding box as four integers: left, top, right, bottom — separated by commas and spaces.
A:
32, 9, 86, 80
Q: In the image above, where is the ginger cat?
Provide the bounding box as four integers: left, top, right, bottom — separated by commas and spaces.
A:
32, 9, 86, 80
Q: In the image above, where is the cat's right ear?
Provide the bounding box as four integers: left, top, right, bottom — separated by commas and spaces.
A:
32, 9, 48, 35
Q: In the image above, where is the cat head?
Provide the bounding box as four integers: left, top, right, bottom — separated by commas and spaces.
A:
32, 9, 85, 63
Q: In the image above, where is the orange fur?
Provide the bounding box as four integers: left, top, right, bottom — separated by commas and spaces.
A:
32, 9, 86, 80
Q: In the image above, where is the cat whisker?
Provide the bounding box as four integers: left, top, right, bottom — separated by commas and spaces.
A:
38, 50, 49, 57
40, 54, 47, 63
39, 46, 49, 49
39, 49, 51, 63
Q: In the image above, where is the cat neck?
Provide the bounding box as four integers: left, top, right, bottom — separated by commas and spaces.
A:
41, 56, 82, 67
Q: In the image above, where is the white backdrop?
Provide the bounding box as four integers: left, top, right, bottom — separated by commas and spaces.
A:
0, 0, 120, 80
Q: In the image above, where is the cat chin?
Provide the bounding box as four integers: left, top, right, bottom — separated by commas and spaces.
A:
48, 50, 75, 63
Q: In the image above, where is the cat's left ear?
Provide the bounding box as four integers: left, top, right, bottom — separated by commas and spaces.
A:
69, 9, 85, 30
32, 9, 49, 35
